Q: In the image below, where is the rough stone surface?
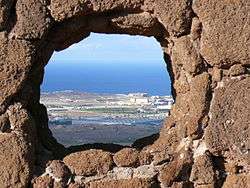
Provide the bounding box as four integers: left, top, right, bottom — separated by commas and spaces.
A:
33, 175, 54, 188
172, 36, 204, 75
113, 148, 140, 167
158, 150, 193, 187
45, 160, 72, 186
222, 174, 250, 188
229, 64, 246, 77
0, 113, 10, 132
190, 154, 215, 186
0, 104, 35, 188
0, 0, 249, 187
0, 37, 34, 107
193, 0, 250, 67
205, 77, 250, 165
68, 183, 83, 188
10, 0, 51, 39
153, 0, 194, 37
0, 0, 15, 30
87, 178, 158, 188
50, 0, 145, 23
63, 149, 114, 176
48, 160, 71, 178
139, 150, 154, 165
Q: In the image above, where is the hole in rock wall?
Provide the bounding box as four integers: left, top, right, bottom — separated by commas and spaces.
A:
41, 33, 173, 147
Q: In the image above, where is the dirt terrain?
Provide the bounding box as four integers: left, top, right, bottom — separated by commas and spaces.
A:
50, 123, 160, 147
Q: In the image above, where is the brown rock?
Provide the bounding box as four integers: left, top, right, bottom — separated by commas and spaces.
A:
0, 104, 35, 188
174, 72, 190, 94
33, 175, 54, 188
172, 72, 211, 138
153, 0, 193, 37
50, 0, 144, 21
139, 150, 154, 165
0, 0, 15, 30
190, 154, 215, 186
158, 150, 193, 187
0, 38, 33, 107
171, 182, 193, 188
48, 17, 90, 51
193, 0, 250, 67
54, 181, 69, 188
109, 12, 164, 37
191, 17, 202, 41
212, 67, 222, 82
172, 36, 204, 75
229, 64, 246, 76
195, 185, 215, 188
50, 0, 85, 21
222, 174, 249, 188
113, 148, 140, 167
224, 163, 238, 175
88, 178, 158, 188
47, 160, 71, 184
187, 73, 211, 137
11, 0, 51, 39
147, 122, 180, 161
0, 133, 34, 188
63, 149, 114, 176
68, 183, 83, 188
0, 113, 10, 132
153, 149, 172, 166
205, 77, 250, 165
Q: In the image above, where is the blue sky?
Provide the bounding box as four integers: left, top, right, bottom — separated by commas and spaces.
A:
43, 33, 171, 95
50, 33, 163, 63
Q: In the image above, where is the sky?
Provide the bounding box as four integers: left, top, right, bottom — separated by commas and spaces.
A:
50, 33, 164, 63
43, 33, 171, 95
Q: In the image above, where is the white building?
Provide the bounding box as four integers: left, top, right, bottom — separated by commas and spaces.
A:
156, 104, 172, 110
128, 93, 148, 97
130, 97, 150, 105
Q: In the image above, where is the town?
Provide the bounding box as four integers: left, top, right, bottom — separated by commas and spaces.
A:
40, 91, 174, 146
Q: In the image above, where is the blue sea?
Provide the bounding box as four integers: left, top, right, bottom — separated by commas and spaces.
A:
41, 60, 171, 96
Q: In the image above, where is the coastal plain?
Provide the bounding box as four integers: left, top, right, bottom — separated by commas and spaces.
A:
41, 91, 173, 146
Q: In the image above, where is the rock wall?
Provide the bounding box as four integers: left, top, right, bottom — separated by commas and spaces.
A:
0, 0, 249, 187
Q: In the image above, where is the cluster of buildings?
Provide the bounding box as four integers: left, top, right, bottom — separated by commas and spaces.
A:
41, 91, 174, 123
107, 93, 174, 112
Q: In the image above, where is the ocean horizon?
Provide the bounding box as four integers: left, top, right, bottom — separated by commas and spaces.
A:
41, 60, 171, 96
